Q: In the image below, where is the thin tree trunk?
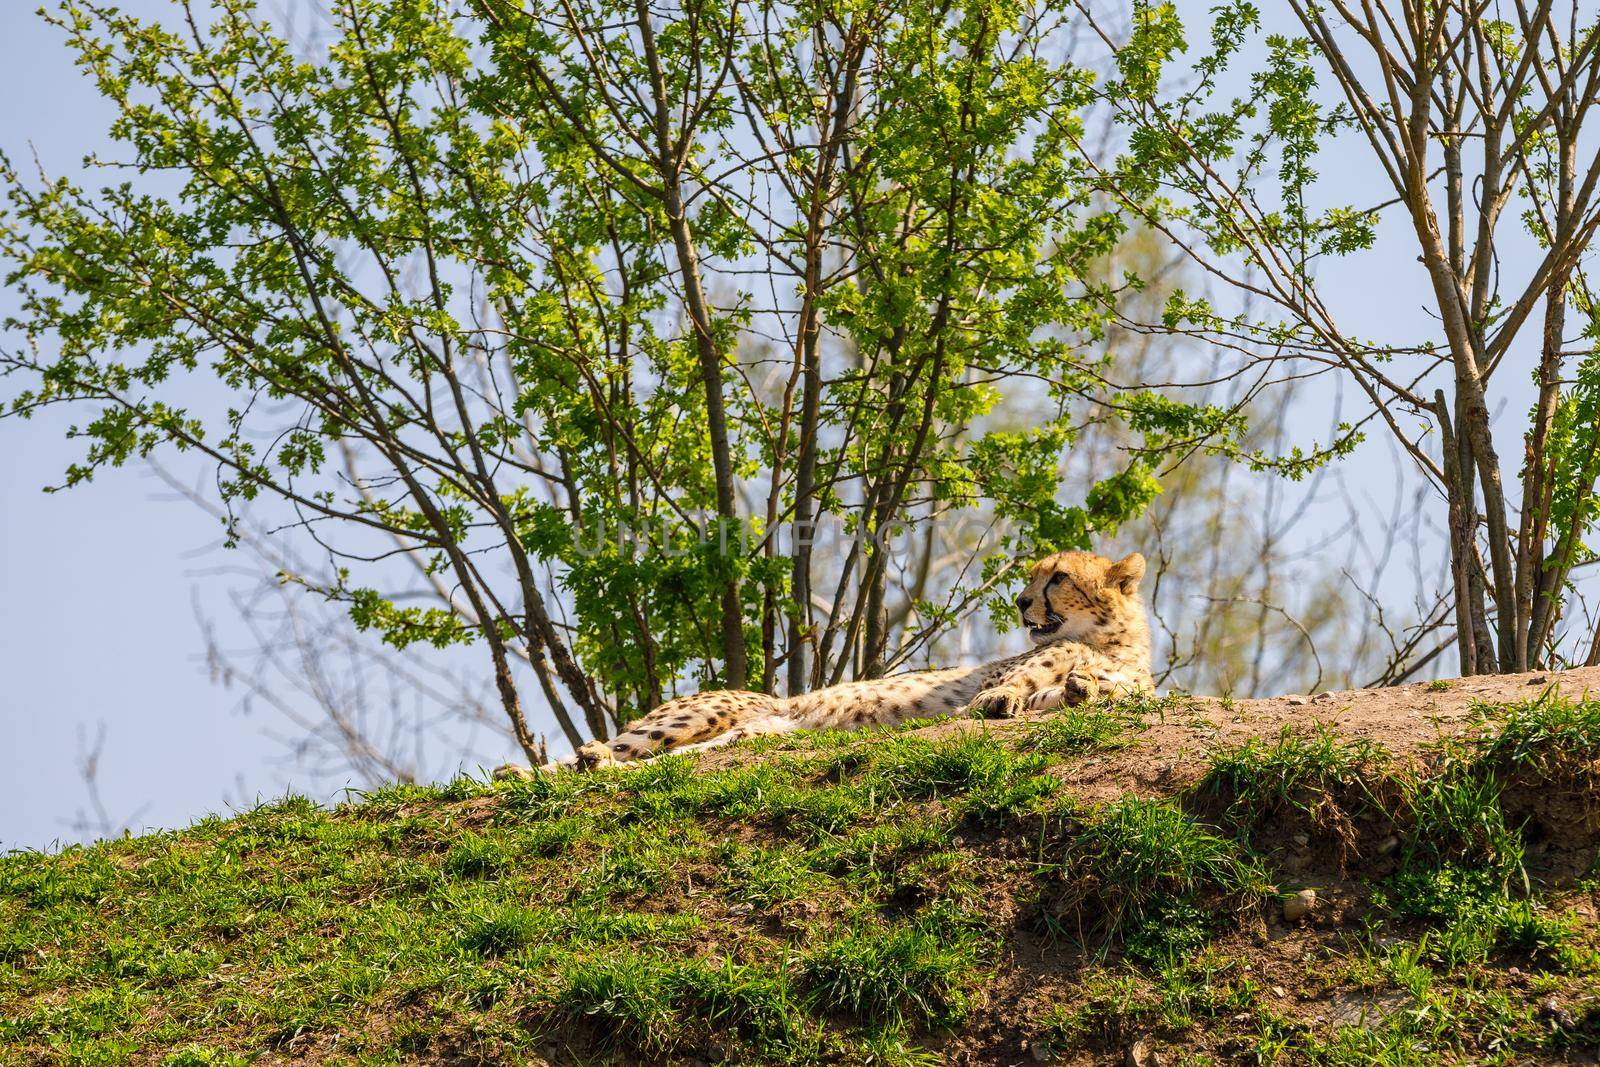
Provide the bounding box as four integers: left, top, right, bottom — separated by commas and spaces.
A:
1522, 277, 1568, 660
788, 321, 823, 696
1411, 203, 1517, 670
633, 0, 748, 688
860, 523, 891, 679
1436, 392, 1482, 675
1523, 125, 1578, 662
784, 34, 861, 697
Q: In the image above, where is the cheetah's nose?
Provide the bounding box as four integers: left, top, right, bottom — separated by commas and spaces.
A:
1017, 594, 1034, 612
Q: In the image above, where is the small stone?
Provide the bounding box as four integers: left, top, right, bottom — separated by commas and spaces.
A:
1284, 694, 1310, 705
1539, 996, 1574, 1029
1126, 1034, 1160, 1067
1282, 888, 1317, 922
1331, 991, 1407, 1030
1272, 985, 1287, 997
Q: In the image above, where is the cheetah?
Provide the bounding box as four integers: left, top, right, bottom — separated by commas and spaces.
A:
497, 550, 1152, 776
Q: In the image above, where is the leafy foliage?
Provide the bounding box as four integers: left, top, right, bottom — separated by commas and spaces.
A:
0, 0, 1314, 752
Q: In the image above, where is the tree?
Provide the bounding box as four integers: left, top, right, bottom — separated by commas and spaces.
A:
1075, 0, 1600, 675
2, 0, 1314, 757
1054, 228, 1425, 697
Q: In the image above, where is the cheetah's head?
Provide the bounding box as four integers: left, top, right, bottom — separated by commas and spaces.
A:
1014, 550, 1146, 645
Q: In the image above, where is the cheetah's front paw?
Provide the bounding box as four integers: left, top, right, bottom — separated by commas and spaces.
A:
1021, 672, 1101, 715
1061, 669, 1099, 706
967, 686, 1027, 719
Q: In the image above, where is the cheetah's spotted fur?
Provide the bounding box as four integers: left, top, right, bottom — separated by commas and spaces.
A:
499, 551, 1152, 775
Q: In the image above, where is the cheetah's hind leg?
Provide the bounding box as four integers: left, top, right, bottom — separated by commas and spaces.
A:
495, 691, 786, 777
670, 714, 802, 755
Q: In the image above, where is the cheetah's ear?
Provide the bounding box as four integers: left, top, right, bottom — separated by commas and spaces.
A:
1108, 552, 1145, 594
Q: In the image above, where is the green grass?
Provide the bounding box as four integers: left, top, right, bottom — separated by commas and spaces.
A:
1467, 692, 1600, 778
832, 730, 1059, 820
1196, 725, 1389, 851
1376, 760, 1587, 970
1031, 951, 1264, 1055
716, 841, 827, 909
457, 902, 549, 958
1357, 696, 1600, 973
0, 729, 1053, 1062
1049, 797, 1271, 962
1021, 702, 1142, 755
798, 915, 979, 1030
4, 694, 1598, 1064
441, 831, 516, 878
1401, 766, 1524, 874
554, 952, 801, 1057
1308, 927, 1600, 1065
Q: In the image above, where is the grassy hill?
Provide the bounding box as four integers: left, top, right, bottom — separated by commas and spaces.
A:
4, 670, 1600, 1065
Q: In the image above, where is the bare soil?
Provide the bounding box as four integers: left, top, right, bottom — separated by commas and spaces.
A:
701, 666, 1600, 800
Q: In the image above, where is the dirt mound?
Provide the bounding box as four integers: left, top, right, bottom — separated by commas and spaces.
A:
3, 668, 1599, 1065
766, 665, 1600, 803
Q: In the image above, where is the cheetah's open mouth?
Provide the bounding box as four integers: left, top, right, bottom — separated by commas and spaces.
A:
1027, 616, 1063, 642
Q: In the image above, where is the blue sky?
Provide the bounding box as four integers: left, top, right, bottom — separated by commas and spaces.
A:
0, 3, 177, 848
0, 1, 361, 850
0, 1, 1557, 851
